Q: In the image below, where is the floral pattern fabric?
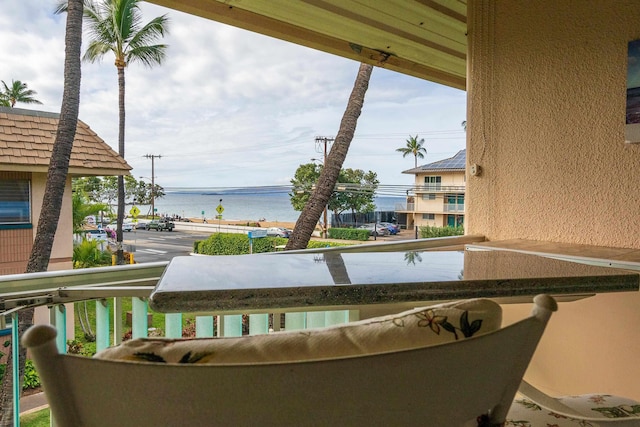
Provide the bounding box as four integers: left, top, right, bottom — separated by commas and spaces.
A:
95, 298, 502, 365
506, 394, 640, 426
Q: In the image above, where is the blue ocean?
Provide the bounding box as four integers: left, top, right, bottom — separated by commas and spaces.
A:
142, 188, 404, 223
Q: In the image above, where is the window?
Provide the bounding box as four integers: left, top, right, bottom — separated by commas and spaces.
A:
0, 180, 31, 224
424, 176, 441, 190
421, 194, 436, 201
422, 213, 435, 220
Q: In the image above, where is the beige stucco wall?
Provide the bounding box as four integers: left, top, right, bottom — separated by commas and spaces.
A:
31, 173, 73, 269
467, 0, 640, 400
467, 0, 640, 248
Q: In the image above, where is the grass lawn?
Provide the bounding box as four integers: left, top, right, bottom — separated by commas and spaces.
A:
20, 408, 49, 426
74, 298, 196, 355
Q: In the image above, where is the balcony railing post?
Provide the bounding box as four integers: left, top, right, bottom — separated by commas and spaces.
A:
223, 315, 242, 337
54, 305, 67, 354
285, 312, 306, 330
11, 312, 19, 427
95, 299, 110, 352
131, 297, 148, 339
306, 312, 326, 329
195, 316, 214, 337
248, 314, 269, 335
113, 297, 123, 346
165, 313, 182, 338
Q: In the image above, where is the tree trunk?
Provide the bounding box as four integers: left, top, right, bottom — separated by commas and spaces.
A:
116, 65, 126, 264
0, 1, 83, 423
286, 63, 373, 250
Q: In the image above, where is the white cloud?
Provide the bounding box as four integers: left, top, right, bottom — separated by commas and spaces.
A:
2, 0, 467, 187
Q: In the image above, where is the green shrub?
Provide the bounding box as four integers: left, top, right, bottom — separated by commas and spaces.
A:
195, 233, 289, 255
73, 239, 112, 268
23, 360, 41, 390
0, 360, 41, 390
327, 228, 370, 241
419, 225, 464, 238
305, 240, 351, 249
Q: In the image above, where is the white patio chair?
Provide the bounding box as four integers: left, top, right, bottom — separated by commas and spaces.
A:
507, 380, 640, 426
22, 295, 557, 427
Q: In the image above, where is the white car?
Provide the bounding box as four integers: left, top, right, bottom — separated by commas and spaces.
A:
107, 222, 134, 232
85, 229, 108, 242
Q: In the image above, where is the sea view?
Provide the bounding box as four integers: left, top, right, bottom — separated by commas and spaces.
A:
141, 188, 404, 223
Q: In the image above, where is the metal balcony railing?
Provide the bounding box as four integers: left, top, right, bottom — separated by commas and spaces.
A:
1, 236, 487, 425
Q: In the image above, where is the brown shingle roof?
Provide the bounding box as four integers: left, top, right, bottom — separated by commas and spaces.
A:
0, 107, 131, 176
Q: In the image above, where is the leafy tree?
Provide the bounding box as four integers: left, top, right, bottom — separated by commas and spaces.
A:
57, 0, 170, 264
0, 80, 43, 108
289, 164, 379, 227
286, 63, 374, 250
0, 1, 84, 423
72, 191, 109, 232
396, 134, 427, 168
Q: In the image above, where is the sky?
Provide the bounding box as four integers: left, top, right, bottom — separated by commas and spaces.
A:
1, 1, 467, 189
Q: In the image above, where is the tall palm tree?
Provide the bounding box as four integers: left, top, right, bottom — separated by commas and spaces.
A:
396, 135, 427, 168
286, 63, 374, 250
0, 80, 43, 108
57, 0, 170, 264
0, 2, 84, 424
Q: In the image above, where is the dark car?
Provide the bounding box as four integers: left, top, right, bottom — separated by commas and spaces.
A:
148, 218, 175, 231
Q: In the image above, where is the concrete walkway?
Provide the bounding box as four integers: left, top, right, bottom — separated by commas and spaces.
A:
20, 391, 48, 415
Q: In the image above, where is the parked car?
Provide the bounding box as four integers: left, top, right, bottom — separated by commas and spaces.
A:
266, 227, 291, 238
84, 229, 108, 242
148, 218, 175, 231
135, 221, 149, 230
357, 223, 389, 236
106, 222, 134, 232
379, 222, 400, 235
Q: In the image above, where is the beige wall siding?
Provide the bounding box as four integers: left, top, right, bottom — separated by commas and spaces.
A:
467, 0, 640, 248
31, 173, 74, 264
467, 0, 640, 400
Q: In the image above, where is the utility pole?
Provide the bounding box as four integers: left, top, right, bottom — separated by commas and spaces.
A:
315, 136, 334, 238
144, 154, 162, 219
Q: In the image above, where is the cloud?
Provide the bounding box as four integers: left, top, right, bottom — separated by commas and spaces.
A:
2, 0, 467, 187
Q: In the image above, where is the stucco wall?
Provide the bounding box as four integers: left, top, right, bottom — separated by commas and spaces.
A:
31, 173, 73, 269
467, 0, 640, 248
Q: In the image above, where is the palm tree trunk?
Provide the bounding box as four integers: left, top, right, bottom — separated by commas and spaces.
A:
116, 65, 126, 264
0, 1, 83, 423
286, 63, 373, 250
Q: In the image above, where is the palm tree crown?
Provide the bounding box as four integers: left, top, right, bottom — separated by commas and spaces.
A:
0, 80, 43, 108
396, 135, 427, 168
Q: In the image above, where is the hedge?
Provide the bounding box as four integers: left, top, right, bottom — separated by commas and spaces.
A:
194, 233, 351, 255
418, 225, 464, 238
327, 228, 370, 241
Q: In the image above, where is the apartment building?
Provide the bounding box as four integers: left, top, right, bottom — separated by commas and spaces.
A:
399, 149, 465, 230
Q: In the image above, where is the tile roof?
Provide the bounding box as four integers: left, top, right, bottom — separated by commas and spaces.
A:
0, 107, 131, 176
402, 149, 466, 174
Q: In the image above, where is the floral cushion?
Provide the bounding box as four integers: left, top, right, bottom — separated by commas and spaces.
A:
94, 298, 501, 364
507, 394, 640, 426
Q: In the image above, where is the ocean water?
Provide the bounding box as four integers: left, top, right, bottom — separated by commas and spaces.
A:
139, 190, 403, 223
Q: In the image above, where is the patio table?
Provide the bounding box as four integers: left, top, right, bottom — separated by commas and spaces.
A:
149, 249, 639, 314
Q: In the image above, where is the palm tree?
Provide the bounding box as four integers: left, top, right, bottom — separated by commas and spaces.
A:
286, 63, 374, 250
57, 0, 170, 264
396, 135, 427, 168
0, 80, 43, 108
0, 1, 84, 424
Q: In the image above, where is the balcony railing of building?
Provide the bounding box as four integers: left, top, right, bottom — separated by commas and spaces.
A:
444, 203, 465, 213
413, 185, 465, 193
0, 235, 486, 425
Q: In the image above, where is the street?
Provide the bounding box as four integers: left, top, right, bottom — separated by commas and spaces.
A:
122, 229, 212, 263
